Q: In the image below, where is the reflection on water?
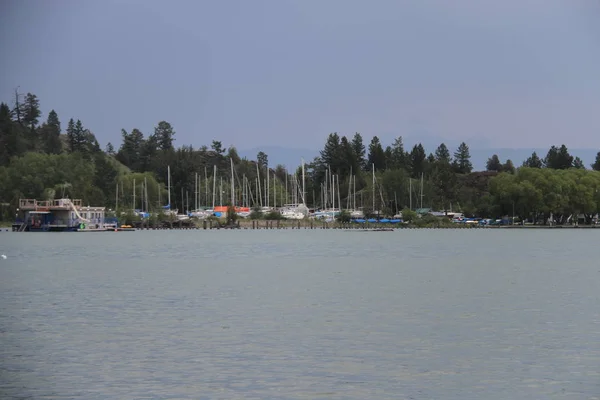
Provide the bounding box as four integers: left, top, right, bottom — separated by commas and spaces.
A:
1, 230, 599, 399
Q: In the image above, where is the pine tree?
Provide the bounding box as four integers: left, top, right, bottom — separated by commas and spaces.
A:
74, 120, 86, 152
320, 133, 342, 172
389, 136, 407, 170
452, 142, 472, 174
340, 135, 358, 176
116, 128, 145, 170
351, 132, 366, 170
66, 118, 76, 152
434, 143, 451, 164
257, 151, 268, 168
40, 110, 62, 154
22, 93, 40, 130
384, 145, 393, 169
105, 142, 115, 155
83, 129, 101, 154
409, 144, 427, 178
523, 151, 543, 168
227, 146, 241, 165
503, 159, 515, 174
486, 154, 503, 172
211, 140, 225, 154
22, 93, 41, 151
544, 145, 573, 169
367, 136, 386, 171
573, 157, 585, 169
155, 121, 175, 151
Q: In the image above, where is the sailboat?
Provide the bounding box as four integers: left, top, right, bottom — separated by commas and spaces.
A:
280, 158, 309, 220
345, 169, 364, 219
163, 165, 179, 218
312, 164, 342, 221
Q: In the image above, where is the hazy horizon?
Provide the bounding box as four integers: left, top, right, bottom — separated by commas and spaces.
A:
1, 0, 599, 154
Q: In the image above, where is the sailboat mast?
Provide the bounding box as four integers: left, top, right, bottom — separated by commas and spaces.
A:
133, 178, 136, 211
323, 171, 327, 208
242, 174, 245, 207
332, 175, 336, 212
372, 163, 375, 214
337, 175, 341, 212
346, 177, 351, 210
167, 165, 171, 209
204, 166, 208, 208
212, 165, 216, 209
285, 170, 288, 204
409, 178, 412, 210
328, 165, 332, 207
420, 172, 424, 209
353, 175, 356, 210
255, 178, 259, 207
301, 158, 306, 205
347, 168, 352, 210
141, 179, 144, 213
230, 158, 235, 206
256, 163, 262, 208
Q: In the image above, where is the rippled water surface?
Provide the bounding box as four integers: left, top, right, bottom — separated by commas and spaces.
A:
1, 229, 599, 399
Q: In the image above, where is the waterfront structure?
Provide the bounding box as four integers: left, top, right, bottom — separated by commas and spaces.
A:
15, 198, 113, 232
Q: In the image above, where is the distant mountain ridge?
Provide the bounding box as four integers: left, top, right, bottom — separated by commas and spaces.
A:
239, 145, 599, 171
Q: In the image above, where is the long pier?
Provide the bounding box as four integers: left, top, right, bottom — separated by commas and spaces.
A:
2, 221, 598, 232
126, 219, 486, 230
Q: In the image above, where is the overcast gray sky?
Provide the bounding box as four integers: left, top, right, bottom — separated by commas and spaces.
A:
1, 0, 599, 152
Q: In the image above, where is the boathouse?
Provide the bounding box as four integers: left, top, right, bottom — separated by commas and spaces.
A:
15, 198, 108, 232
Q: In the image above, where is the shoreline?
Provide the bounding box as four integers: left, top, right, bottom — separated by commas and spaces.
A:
2, 220, 599, 232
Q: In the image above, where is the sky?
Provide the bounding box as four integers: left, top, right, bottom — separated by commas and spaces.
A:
1, 0, 599, 157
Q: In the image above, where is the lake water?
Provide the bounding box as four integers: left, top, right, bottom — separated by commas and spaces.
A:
1, 229, 599, 399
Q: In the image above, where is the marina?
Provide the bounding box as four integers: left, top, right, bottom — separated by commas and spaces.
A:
8, 162, 600, 233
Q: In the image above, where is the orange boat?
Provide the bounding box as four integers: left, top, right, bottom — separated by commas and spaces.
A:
212, 206, 250, 213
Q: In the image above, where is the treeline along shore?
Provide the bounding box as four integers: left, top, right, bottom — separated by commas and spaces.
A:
2, 90, 600, 226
